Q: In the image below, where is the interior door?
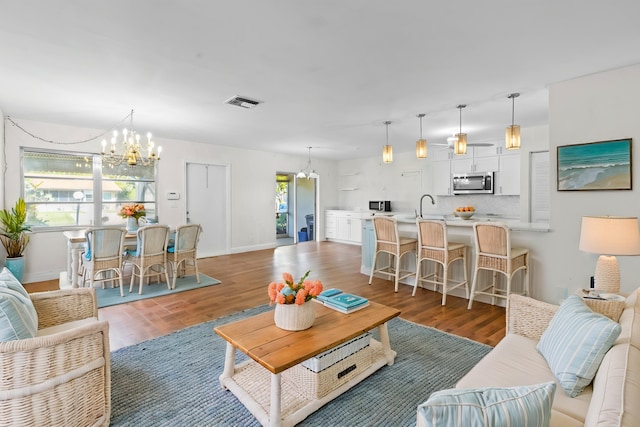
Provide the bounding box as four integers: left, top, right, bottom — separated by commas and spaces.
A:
186, 162, 229, 257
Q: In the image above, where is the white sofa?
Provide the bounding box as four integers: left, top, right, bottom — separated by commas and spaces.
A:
441, 291, 640, 426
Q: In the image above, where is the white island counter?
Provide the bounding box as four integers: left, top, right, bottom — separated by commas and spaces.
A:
361, 213, 550, 305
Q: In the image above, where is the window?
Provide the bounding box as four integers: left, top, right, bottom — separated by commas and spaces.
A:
22, 149, 157, 228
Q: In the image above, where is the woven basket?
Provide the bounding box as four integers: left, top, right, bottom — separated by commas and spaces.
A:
283, 341, 379, 399
274, 301, 316, 331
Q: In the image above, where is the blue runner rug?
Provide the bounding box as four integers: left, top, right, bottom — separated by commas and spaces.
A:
110, 304, 492, 426
96, 273, 221, 308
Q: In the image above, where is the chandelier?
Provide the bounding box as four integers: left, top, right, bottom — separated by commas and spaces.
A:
101, 110, 161, 167
297, 146, 319, 180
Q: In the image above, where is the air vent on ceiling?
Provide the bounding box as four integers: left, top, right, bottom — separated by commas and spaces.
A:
224, 95, 262, 109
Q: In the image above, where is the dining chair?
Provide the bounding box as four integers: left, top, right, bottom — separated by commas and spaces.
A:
467, 222, 529, 309
167, 223, 202, 289
81, 226, 127, 296
368, 216, 417, 292
124, 224, 171, 295
413, 219, 469, 305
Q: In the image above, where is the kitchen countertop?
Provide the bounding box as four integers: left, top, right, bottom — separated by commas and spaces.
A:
363, 212, 549, 232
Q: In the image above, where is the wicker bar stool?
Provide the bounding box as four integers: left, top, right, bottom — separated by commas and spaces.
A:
413, 219, 469, 305
368, 216, 417, 292
468, 222, 529, 309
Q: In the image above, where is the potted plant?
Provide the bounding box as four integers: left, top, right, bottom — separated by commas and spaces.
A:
0, 198, 31, 281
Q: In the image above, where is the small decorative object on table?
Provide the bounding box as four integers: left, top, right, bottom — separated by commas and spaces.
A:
268, 270, 323, 331
118, 203, 146, 232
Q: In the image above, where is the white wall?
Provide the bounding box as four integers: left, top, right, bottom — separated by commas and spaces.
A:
2, 118, 339, 282
548, 63, 640, 298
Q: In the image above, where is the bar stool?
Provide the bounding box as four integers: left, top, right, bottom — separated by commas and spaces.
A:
467, 222, 529, 309
413, 219, 469, 305
368, 216, 417, 292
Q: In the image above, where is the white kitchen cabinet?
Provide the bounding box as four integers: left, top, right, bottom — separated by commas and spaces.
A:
325, 211, 337, 239
429, 148, 454, 161
325, 210, 362, 244
496, 152, 521, 195
451, 147, 499, 173
431, 160, 452, 195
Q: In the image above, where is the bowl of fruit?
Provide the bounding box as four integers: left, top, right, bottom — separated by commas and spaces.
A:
454, 206, 475, 220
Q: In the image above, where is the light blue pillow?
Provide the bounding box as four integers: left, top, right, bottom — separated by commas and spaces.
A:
417, 382, 556, 427
0, 287, 38, 341
0, 267, 29, 298
536, 295, 621, 397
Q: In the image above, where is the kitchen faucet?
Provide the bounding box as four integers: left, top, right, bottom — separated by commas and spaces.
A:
419, 194, 435, 218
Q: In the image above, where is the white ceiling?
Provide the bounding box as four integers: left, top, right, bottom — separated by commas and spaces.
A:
2, 1, 640, 160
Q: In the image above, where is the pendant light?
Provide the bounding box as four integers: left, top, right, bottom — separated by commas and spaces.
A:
506, 93, 521, 150
454, 105, 467, 155
296, 146, 319, 180
416, 113, 427, 159
382, 121, 393, 163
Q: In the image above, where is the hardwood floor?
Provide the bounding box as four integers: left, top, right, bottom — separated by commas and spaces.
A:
25, 241, 505, 351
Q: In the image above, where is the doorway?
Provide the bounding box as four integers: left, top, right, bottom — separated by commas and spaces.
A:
275, 173, 317, 246
276, 174, 294, 246
186, 162, 230, 257
295, 176, 317, 243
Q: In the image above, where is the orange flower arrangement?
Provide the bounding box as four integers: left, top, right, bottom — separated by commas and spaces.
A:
268, 270, 323, 305
118, 203, 146, 219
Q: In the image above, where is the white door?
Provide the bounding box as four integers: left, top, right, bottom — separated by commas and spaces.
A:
186, 162, 229, 257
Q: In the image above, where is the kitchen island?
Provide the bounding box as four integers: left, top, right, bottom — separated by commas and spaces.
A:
361, 214, 550, 305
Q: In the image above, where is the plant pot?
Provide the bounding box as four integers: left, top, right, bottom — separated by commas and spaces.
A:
274, 302, 316, 331
126, 217, 139, 233
4, 257, 25, 282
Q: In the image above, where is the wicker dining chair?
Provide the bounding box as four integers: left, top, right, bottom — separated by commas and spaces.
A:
81, 227, 127, 297
368, 216, 417, 292
413, 219, 469, 305
167, 223, 202, 289
124, 224, 171, 295
467, 221, 529, 309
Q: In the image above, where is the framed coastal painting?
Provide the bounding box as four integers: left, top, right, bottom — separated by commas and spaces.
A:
557, 138, 632, 191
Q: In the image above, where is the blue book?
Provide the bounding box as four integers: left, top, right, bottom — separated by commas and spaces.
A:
325, 293, 368, 309
317, 288, 343, 302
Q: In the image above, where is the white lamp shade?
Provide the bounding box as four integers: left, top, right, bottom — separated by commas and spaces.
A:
579, 216, 640, 256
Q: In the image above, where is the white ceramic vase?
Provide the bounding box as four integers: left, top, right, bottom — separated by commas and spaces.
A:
274, 302, 316, 331
126, 217, 139, 233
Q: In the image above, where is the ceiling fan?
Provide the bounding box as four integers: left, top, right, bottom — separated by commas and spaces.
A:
431, 136, 494, 150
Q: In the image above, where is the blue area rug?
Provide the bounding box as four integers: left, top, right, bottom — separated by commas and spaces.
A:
110, 304, 492, 426
96, 274, 221, 308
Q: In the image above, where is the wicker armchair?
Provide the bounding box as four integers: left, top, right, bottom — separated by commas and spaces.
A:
0, 288, 110, 426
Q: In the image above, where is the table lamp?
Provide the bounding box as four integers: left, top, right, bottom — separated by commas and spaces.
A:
579, 216, 640, 293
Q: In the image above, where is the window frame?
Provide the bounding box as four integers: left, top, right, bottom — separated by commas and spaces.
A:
21, 147, 158, 232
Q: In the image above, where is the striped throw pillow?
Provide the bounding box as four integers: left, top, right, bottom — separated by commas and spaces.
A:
0, 287, 38, 341
536, 295, 621, 397
417, 382, 556, 427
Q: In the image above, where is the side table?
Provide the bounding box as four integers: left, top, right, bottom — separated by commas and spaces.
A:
576, 290, 625, 321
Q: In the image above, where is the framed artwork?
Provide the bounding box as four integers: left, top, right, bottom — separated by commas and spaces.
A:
557, 138, 632, 191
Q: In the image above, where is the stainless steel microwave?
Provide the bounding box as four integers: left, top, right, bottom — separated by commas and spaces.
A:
369, 200, 392, 211
452, 172, 494, 195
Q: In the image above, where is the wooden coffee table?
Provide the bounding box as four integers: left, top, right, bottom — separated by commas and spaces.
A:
214, 301, 401, 427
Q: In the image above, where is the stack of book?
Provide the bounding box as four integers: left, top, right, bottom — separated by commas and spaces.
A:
315, 288, 369, 314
